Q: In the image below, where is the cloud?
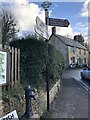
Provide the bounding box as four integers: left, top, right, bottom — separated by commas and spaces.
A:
1, 0, 88, 40
0, 0, 28, 4
55, 25, 74, 38
80, 0, 90, 17
41, 24, 74, 39
0, 0, 52, 37
55, 4, 59, 7
45, 25, 74, 39
0, 0, 86, 2
73, 22, 88, 40
11, 3, 45, 33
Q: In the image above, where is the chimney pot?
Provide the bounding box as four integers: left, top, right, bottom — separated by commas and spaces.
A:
52, 27, 56, 34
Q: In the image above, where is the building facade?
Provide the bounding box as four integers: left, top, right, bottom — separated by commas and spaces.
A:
50, 34, 88, 68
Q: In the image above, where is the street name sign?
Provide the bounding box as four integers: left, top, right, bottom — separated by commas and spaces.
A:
49, 18, 70, 27
0, 110, 19, 120
0, 51, 7, 85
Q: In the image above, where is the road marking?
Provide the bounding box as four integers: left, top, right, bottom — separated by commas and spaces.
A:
75, 79, 90, 94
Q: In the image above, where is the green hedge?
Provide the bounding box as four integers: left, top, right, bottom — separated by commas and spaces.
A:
10, 37, 64, 91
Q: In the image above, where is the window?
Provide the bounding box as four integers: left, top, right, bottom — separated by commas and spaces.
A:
84, 50, 86, 55
79, 49, 81, 55
72, 47, 76, 54
84, 58, 86, 64
72, 57, 75, 63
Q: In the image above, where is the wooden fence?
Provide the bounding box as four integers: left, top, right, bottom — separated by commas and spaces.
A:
2, 45, 20, 90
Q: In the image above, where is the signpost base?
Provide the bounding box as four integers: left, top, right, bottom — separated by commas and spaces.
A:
21, 113, 39, 120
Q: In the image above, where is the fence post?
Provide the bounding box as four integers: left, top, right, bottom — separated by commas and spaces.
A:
18, 49, 20, 81
7, 46, 11, 89
11, 47, 15, 87
15, 48, 17, 86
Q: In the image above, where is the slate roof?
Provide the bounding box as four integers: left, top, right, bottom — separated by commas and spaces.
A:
51, 34, 86, 50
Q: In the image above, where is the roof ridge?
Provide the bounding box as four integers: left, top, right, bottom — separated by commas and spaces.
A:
56, 34, 74, 41
52, 34, 86, 50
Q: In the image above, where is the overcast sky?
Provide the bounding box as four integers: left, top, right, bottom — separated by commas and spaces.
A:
0, 0, 89, 41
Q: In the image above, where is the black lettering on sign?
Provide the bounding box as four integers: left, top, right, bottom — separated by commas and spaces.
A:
1, 113, 14, 120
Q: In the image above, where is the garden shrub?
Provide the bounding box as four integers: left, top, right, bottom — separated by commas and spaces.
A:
10, 37, 64, 91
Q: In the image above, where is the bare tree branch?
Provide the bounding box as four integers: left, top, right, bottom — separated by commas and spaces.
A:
1, 9, 18, 48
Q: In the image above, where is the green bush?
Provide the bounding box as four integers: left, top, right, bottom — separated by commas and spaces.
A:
10, 37, 64, 91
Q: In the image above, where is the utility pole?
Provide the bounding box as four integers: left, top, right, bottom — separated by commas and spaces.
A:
41, 1, 51, 112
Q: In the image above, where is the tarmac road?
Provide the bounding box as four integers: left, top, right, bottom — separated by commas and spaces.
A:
41, 74, 89, 119
62, 68, 90, 91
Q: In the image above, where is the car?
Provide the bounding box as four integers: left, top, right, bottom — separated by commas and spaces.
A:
69, 63, 76, 68
81, 67, 90, 80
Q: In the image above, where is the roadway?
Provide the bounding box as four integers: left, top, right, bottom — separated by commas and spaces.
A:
62, 68, 90, 92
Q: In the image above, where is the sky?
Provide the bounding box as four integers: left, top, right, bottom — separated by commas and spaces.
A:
0, 0, 89, 41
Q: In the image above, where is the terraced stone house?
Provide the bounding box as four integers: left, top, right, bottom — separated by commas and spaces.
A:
50, 28, 88, 68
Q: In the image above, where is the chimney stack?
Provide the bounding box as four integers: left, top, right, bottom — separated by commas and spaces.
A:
74, 35, 78, 41
52, 27, 56, 34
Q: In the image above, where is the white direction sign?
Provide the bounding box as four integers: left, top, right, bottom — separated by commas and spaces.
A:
0, 110, 19, 120
35, 16, 46, 34
0, 51, 7, 85
35, 16, 48, 39
34, 25, 43, 36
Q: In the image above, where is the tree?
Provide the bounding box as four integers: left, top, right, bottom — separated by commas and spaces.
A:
84, 41, 88, 48
74, 34, 85, 46
1, 9, 18, 48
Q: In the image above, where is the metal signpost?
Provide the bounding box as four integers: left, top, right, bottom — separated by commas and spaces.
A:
41, 1, 70, 112
49, 18, 70, 27
41, 1, 51, 112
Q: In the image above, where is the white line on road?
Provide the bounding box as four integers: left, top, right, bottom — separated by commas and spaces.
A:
75, 79, 90, 94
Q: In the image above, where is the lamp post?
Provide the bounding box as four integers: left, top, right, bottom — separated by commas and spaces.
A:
41, 1, 51, 112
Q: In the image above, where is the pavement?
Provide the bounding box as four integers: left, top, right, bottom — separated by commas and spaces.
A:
40, 76, 89, 119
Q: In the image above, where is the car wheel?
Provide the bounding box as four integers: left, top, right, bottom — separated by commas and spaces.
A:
81, 72, 85, 79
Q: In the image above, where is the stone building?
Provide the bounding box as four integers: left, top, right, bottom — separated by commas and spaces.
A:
50, 27, 88, 68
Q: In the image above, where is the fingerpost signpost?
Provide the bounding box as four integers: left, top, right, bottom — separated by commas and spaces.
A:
41, 1, 70, 112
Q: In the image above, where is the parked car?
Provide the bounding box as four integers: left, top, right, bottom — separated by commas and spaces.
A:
69, 63, 76, 68
81, 67, 90, 80
82, 64, 88, 68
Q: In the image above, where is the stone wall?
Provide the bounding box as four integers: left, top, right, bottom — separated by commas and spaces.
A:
0, 79, 61, 119
32, 79, 60, 117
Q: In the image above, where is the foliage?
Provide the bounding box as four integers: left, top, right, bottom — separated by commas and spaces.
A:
1, 9, 18, 47
2, 84, 24, 99
47, 45, 64, 87
74, 34, 85, 46
10, 37, 64, 91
